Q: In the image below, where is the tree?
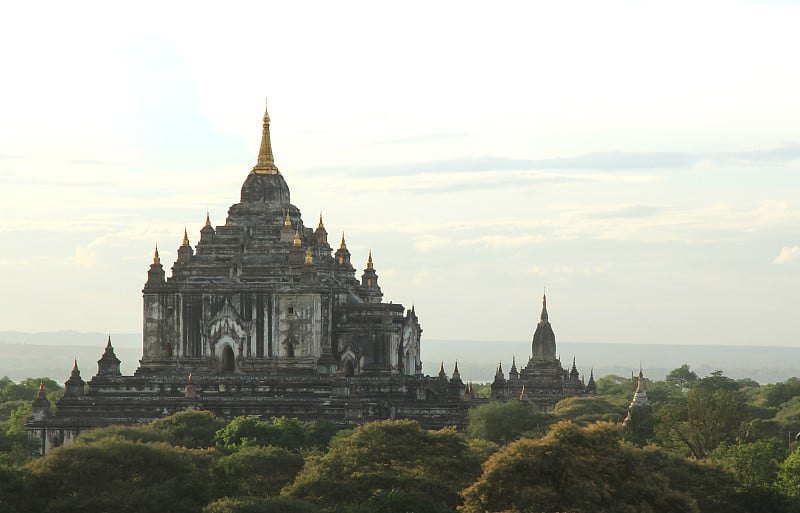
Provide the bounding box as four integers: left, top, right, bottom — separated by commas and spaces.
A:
203, 496, 320, 513
215, 416, 308, 452
665, 364, 698, 389
466, 400, 554, 444
777, 445, 800, 499
212, 445, 304, 498
710, 439, 787, 492
656, 372, 748, 459
0, 464, 44, 513
150, 409, 226, 448
286, 420, 485, 512
27, 438, 214, 513
552, 395, 626, 425
461, 421, 701, 513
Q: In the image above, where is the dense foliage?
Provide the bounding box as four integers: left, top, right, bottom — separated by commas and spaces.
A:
3, 366, 800, 512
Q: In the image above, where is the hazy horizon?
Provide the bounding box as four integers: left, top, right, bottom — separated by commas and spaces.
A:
3, 330, 799, 385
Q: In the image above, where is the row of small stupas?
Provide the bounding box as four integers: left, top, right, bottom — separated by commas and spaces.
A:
27, 103, 596, 454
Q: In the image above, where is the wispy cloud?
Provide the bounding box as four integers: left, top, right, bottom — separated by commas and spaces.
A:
376, 132, 473, 145
302, 144, 800, 178
773, 246, 800, 264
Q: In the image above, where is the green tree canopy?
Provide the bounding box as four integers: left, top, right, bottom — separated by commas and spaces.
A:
467, 400, 554, 443
215, 416, 309, 452
665, 364, 698, 389
150, 409, 226, 448
27, 438, 214, 513
552, 395, 626, 425
213, 445, 304, 498
656, 371, 748, 459
461, 421, 702, 513
203, 496, 320, 513
286, 420, 485, 512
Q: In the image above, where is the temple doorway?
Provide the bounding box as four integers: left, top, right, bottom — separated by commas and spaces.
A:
221, 346, 235, 373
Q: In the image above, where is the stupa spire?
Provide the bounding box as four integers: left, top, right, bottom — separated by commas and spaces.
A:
367, 251, 374, 270
153, 245, 160, 265
540, 291, 549, 323
251, 99, 279, 175
318, 212, 325, 230
182, 228, 190, 247
340, 233, 347, 250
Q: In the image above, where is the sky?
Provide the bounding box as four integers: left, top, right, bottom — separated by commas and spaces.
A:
1, 0, 799, 348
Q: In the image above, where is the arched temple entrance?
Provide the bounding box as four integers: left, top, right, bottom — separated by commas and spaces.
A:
344, 360, 355, 377
221, 346, 235, 373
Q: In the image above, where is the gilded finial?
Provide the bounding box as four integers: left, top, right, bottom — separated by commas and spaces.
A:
339, 232, 347, 250
318, 212, 324, 230
304, 248, 313, 265
367, 250, 373, 270
293, 230, 301, 247
204, 211, 211, 228
182, 228, 189, 247
252, 98, 279, 175
153, 245, 161, 265
284, 210, 292, 228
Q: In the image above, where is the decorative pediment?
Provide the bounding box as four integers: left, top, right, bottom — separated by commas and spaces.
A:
207, 298, 250, 342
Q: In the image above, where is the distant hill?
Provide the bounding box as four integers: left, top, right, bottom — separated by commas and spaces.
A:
1, 331, 799, 385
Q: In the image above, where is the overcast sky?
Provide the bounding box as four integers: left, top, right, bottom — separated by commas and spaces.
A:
1, 1, 799, 349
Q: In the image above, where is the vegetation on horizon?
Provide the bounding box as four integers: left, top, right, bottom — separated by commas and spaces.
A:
3, 366, 800, 512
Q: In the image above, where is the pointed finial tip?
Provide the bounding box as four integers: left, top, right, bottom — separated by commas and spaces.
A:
153, 245, 161, 264
182, 227, 189, 246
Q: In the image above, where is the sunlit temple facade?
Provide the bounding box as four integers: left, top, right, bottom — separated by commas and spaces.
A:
26, 104, 469, 454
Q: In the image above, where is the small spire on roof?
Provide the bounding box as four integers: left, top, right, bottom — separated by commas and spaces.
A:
367, 251, 374, 270
153, 245, 160, 265
304, 248, 313, 265
182, 228, 190, 247
339, 233, 347, 250
106, 335, 112, 348
293, 230, 302, 247
284, 210, 292, 228
317, 212, 324, 230
204, 211, 212, 228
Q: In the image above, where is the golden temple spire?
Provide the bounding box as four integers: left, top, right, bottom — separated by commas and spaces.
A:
293, 230, 302, 247
204, 211, 212, 228
182, 228, 190, 247
251, 99, 279, 175
366, 250, 374, 269
339, 232, 347, 250
284, 210, 292, 228
153, 245, 161, 265
318, 212, 324, 230
304, 248, 313, 265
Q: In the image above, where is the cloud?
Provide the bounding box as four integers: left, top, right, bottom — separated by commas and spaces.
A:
773, 246, 800, 264
73, 245, 97, 268
301, 144, 800, 179
376, 132, 473, 144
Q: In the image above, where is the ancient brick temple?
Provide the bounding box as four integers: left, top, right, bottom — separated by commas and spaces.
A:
490, 294, 595, 410
26, 104, 470, 454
